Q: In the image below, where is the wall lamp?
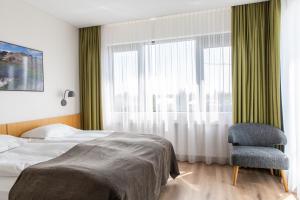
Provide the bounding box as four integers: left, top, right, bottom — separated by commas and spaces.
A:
61, 89, 75, 106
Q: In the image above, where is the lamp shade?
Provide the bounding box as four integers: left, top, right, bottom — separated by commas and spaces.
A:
68, 91, 75, 97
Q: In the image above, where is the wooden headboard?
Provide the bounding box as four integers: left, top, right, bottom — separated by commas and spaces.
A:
0, 114, 81, 137
0, 124, 7, 135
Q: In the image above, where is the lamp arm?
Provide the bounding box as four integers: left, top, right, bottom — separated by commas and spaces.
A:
63, 90, 71, 99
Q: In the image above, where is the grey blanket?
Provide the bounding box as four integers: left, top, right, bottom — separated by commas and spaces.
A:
9, 132, 180, 200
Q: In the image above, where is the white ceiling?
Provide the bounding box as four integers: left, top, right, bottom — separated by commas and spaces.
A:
22, 0, 264, 27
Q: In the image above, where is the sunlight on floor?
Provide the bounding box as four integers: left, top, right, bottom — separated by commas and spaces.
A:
280, 194, 297, 200
177, 171, 193, 178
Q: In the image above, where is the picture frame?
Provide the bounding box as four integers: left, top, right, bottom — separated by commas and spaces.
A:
0, 41, 44, 92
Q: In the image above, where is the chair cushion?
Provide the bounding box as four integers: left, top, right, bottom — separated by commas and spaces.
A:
231, 146, 289, 170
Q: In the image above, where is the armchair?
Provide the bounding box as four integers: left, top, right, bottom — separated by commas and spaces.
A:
228, 123, 289, 192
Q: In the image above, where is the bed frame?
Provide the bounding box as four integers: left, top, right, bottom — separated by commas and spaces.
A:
0, 114, 81, 137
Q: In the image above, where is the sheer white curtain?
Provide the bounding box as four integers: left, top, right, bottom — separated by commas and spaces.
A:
281, 0, 300, 195
101, 8, 232, 164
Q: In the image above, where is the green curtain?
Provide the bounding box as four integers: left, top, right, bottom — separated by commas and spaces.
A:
79, 26, 102, 130
232, 0, 282, 129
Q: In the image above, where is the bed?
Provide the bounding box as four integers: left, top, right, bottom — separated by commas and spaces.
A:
0, 115, 179, 200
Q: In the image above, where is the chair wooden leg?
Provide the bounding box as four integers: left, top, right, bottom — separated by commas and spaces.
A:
280, 170, 289, 192
270, 168, 274, 176
232, 166, 239, 186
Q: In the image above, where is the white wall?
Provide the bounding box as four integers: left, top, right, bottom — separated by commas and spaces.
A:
0, 0, 79, 124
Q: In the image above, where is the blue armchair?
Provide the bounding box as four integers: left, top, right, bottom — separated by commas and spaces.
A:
228, 123, 289, 192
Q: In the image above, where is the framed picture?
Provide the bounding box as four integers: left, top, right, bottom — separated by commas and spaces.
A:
0, 41, 44, 92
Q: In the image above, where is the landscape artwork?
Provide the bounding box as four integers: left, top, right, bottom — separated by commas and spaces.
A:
0, 41, 44, 91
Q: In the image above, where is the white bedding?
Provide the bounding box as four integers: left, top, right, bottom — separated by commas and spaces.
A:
0, 177, 15, 200
0, 131, 113, 200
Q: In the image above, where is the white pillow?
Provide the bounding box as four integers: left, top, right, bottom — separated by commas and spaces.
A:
0, 135, 27, 153
21, 124, 78, 139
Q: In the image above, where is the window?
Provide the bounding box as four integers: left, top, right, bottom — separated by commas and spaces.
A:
203, 46, 232, 112
111, 33, 231, 113
113, 50, 139, 112
145, 40, 197, 112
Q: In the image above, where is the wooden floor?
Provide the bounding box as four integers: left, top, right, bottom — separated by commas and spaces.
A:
160, 162, 296, 200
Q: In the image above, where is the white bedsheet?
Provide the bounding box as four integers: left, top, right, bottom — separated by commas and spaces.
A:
0, 131, 113, 200
0, 176, 20, 200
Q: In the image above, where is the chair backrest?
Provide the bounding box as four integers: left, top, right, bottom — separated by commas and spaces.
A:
228, 123, 287, 147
